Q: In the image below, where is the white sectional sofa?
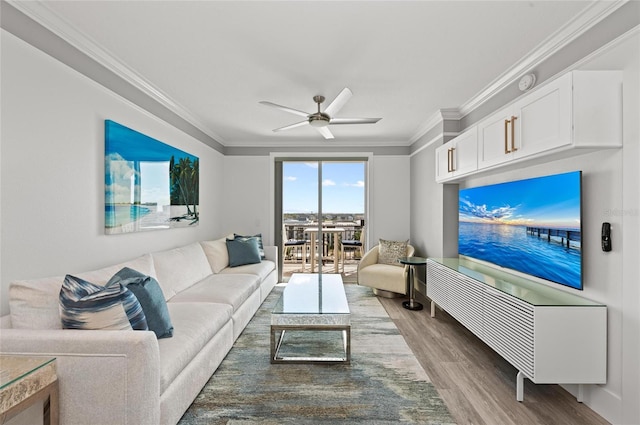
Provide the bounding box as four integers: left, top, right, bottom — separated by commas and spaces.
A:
0, 236, 278, 425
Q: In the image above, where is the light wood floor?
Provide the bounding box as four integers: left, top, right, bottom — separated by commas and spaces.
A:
377, 290, 610, 425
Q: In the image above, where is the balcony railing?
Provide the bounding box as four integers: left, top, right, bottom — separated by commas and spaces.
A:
282, 221, 364, 278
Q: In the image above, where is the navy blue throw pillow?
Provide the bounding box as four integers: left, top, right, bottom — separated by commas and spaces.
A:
107, 267, 174, 339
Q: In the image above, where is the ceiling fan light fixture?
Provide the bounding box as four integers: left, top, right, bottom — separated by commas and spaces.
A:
308, 113, 330, 127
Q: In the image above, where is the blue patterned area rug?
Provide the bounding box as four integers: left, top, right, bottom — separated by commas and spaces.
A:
178, 283, 456, 425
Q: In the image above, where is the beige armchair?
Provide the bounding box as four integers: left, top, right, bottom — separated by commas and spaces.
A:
357, 243, 415, 298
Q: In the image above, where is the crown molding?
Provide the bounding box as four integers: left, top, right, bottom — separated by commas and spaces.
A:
408, 108, 461, 145
457, 0, 628, 118
6, 0, 227, 146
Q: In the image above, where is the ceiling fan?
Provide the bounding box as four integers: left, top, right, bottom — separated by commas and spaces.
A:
259, 88, 381, 139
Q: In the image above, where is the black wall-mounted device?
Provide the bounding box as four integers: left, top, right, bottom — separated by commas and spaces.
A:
601, 222, 612, 252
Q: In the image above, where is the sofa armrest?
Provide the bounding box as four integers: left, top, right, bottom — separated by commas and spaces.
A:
0, 329, 160, 425
264, 245, 278, 264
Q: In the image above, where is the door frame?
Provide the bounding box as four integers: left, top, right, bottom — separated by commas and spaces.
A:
271, 152, 372, 282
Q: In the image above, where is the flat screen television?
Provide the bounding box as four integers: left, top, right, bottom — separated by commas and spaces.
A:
458, 171, 583, 290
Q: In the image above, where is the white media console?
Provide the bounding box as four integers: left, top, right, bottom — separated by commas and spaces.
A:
426, 258, 607, 402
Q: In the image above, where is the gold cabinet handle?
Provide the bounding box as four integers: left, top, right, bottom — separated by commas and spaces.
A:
446, 148, 449, 172
450, 147, 456, 172
504, 118, 511, 154
511, 116, 518, 152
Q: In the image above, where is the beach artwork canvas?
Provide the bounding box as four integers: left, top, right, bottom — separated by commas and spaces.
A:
458, 171, 582, 290
105, 120, 199, 234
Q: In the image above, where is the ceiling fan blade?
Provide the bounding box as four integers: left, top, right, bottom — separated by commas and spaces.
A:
273, 121, 308, 132
314, 126, 334, 140
329, 117, 382, 125
259, 101, 310, 118
323, 88, 352, 117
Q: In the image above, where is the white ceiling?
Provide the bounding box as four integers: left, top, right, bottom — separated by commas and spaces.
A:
16, 1, 607, 147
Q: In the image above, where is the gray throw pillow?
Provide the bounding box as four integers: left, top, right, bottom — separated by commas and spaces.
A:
107, 267, 173, 339
226, 237, 261, 267
378, 239, 409, 266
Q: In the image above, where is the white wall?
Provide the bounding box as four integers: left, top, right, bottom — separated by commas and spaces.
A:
409, 31, 639, 424
368, 156, 411, 247
0, 30, 225, 315
222, 156, 272, 243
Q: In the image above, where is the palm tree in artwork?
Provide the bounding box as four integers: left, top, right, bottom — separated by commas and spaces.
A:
169, 156, 199, 224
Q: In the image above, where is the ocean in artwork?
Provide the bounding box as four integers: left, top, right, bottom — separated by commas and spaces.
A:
104, 205, 152, 228
459, 221, 581, 290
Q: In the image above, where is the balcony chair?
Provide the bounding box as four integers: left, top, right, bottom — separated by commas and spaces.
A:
357, 240, 415, 298
340, 227, 365, 273
283, 226, 307, 270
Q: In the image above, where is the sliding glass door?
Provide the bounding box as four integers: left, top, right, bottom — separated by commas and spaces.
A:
278, 159, 366, 278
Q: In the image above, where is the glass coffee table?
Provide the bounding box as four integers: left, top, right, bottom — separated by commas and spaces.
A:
1, 355, 58, 425
271, 273, 351, 364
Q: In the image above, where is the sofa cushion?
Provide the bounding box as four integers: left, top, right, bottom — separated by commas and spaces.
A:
219, 259, 276, 281
152, 242, 213, 300
169, 274, 260, 311
378, 239, 408, 266
9, 275, 65, 330
226, 237, 261, 267
158, 302, 232, 393
200, 235, 233, 274
59, 275, 148, 331
107, 267, 174, 339
75, 254, 156, 286
9, 254, 154, 330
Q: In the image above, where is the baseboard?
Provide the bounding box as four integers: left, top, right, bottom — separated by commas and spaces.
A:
562, 384, 621, 424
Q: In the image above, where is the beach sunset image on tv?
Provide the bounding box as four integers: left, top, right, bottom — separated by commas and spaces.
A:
458, 171, 582, 290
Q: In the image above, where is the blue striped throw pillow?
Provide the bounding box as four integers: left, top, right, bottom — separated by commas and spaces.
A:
59, 274, 148, 331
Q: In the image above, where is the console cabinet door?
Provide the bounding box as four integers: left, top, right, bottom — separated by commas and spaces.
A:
447, 275, 484, 336
426, 261, 449, 310
482, 287, 535, 378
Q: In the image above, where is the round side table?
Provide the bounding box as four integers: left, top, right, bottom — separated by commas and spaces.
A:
398, 256, 427, 311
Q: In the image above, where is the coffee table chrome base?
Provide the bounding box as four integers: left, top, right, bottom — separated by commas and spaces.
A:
402, 300, 423, 311
270, 325, 351, 364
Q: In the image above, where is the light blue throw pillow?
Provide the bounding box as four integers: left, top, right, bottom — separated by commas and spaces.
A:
226, 237, 261, 267
59, 275, 148, 331
107, 267, 174, 339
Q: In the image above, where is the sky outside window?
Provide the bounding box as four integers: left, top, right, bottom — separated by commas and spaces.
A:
283, 162, 364, 214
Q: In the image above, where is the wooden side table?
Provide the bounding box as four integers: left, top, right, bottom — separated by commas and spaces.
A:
0, 356, 58, 425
